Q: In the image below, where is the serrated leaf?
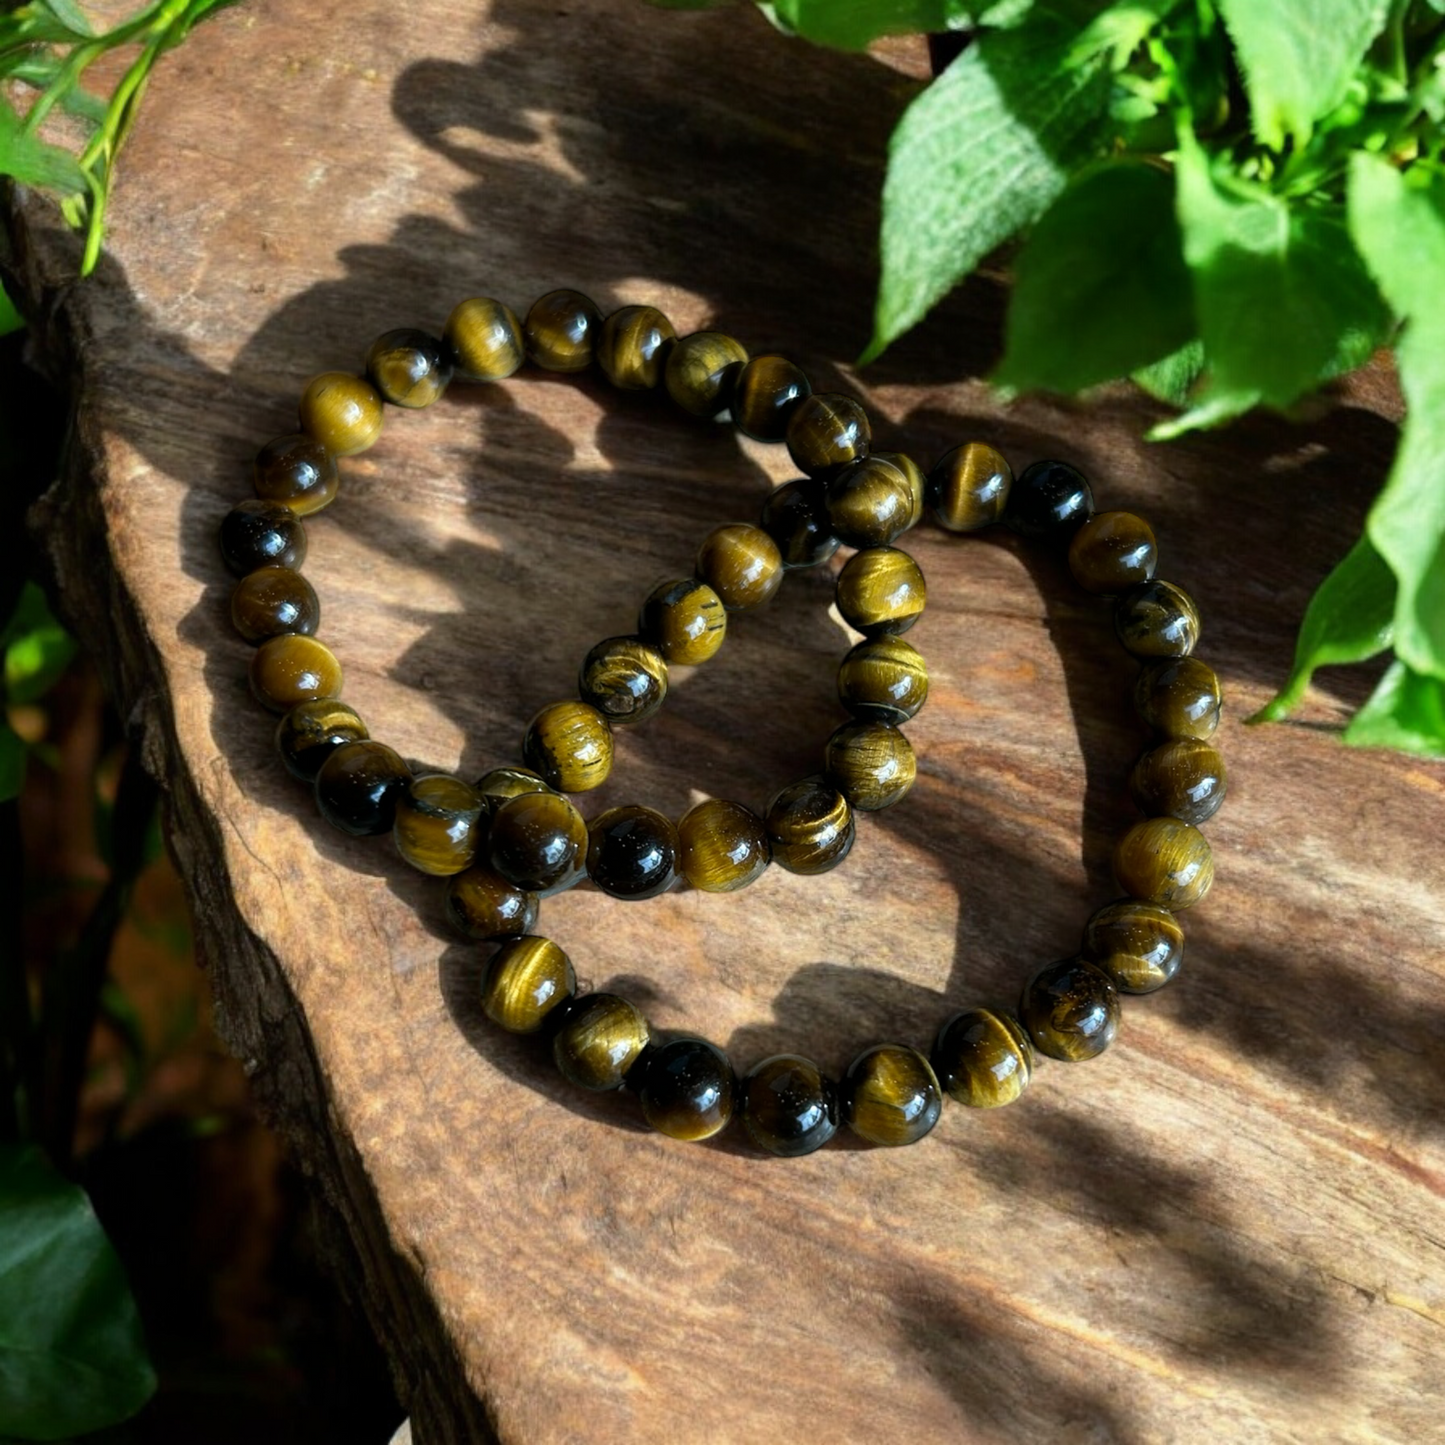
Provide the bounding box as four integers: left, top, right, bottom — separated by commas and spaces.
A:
0, 98, 86, 194
0, 721, 24, 800
996, 160, 1192, 392
1343, 659, 1445, 754
1133, 338, 1204, 406
769, 0, 974, 48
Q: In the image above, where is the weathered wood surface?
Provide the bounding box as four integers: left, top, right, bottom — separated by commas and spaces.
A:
7, 2, 1445, 1440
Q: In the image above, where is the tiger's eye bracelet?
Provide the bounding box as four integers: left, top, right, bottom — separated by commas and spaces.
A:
222, 288, 1226, 1157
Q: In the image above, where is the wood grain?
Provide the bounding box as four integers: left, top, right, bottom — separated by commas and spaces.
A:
6, 3, 1443, 1440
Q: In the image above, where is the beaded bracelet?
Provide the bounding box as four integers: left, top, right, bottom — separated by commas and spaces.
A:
221, 287, 1226, 1157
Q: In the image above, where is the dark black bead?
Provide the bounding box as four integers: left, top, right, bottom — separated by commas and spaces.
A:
220, 499, 307, 577
741, 1054, 839, 1157
637, 1037, 735, 1140
759, 478, 839, 569
275, 699, 368, 782
1003, 460, 1095, 539
314, 739, 413, 837
586, 805, 679, 900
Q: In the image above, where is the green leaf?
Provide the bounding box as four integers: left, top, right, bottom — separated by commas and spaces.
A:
0, 98, 86, 195
1249, 532, 1396, 723
1343, 659, 1445, 754
995, 160, 1193, 392
1132, 338, 1204, 405
0, 1144, 156, 1439
36, 0, 96, 38
1215, 0, 1391, 147
3, 585, 76, 706
768, 0, 974, 48
0, 722, 24, 801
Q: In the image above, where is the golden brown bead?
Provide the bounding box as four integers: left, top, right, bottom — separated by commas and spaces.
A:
552, 993, 650, 1091
275, 699, 369, 782
1068, 510, 1158, 595
932, 1008, 1034, 1108
482, 936, 576, 1034
837, 636, 929, 725
664, 331, 749, 418
875, 451, 926, 531
1134, 656, 1223, 739
578, 636, 668, 724
928, 441, 1012, 532
220, 500, 307, 577
637, 577, 727, 665
1129, 737, 1226, 825
248, 634, 342, 713
445, 864, 539, 942
597, 304, 676, 390
297, 372, 384, 455
765, 777, 854, 875
444, 296, 525, 381
758, 478, 839, 569
230, 567, 319, 644
676, 798, 771, 892
835, 546, 927, 638
695, 524, 783, 610
474, 766, 553, 811
522, 700, 614, 793
524, 288, 602, 372
740, 1055, 838, 1156
1113, 817, 1214, 908
1019, 958, 1120, 1062
825, 455, 916, 549
253, 434, 338, 515
365, 327, 452, 408
823, 721, 916, 812
486, 789, 588, 893
586, 805, 679, 900
733, 355, 811, 441
1116, 579, 1201, 658
1081, 899, 1184, 994
393, 774, 484, 876
786, 392, 870, 479
315, 740, 412, 837
638, 1037, 736, 1141
842, 1045, 942, 1147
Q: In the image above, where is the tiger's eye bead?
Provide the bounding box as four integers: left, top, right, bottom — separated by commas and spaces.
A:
929, 441, 1012, 532
676, 798, 770, 893
482, 936, 575, 1034
394, 773, 484, 876
522, 700, 613, 793
932, 1009, 1034, 1108
695, 524, 783, 610
1020, 958, 1120, 1061
597, 304, 676, 390
823, 721, 916, 812
298, 372, 384, 455
765, 777, 854, 876
1081, 899, 1184, 994
220, 500, 307, 577
276, 699, 369, 782
475, 766, 553, 811
253, 434, 338, 516
1134, 656, 1223, 739
524, 288, 602, 372
230, 567, 319, 644
1113, 817, 1215, 908
843, 1045, 942, 1147
637, 578, 727, 665
741, 1055, 838, 1156
315, 739, 412, 837
1003, 459, 1094, 538
1068, 510, 1158, 594
587, 805, 679, 900
835, 546, 927, 638
786, 392, 870, 478
249, 634, 342, 713
825, 455, 916, 549
1116, 580, 1201, 658
365, 327, 452, 408
445, 864, 539, 941
837, 636, 929, 724
874, 451, 927, 530
487, 789, 588, 893
733, 355, 811, 441
759, 478, 839, 569
638, 1037, 736, 1141
1129, 737, 1226, 825
664, 331, 749, 418
552, 993, 650, 1091
444, 296, 525, 381
578, 636, 668, 724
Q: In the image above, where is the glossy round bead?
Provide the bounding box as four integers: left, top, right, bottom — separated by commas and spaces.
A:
297, 372, 384, 455
733, 355, 811, 441
837, 636, 929, 725
486, 789, 588, 893
253, 434, 338, 516
1129, 737, 1226, 825
315, 739, 412, 838
1081, 899, 1184, 995
551, 993, 650, 1091
785, 392, 870, 478
842, 1045, 942, 1147
220, 500, 307, 577
825, 455, 916, 549
444, 296, 524, 381
1116, 580, 1201, 658
740, 1055, 838, 1157
1068, 510, 1158, 594
1134, 656, 1223, 739
577, 636, 668, 724
932, 1008, 1033, 1108
365, 327, 452, 408
474, 766, 553, 812
638, 1037, 736, 1141
522, 700, 613, 793
835, 546, 926, 638
445, 864, 539, 942
230, 567, 319, 644
1019, 958, 1120, 1062
664, 331, 748, 418
637, 577, 727, 665
586, 805, 679, 900
393, 773, 484, 876
875, 451, 926, 530
248, 634, 342, 713
1003, 459, 1094, 538
676, 798, 771, 893
1113, 817, 1215, 908
524, 288, 602, 372
482, 936, 576, 1034
695, 524, 783, 610
929, 441, 1012, 532
275, 699, 369, 782
765, 777, 854, 876
823, 721, 916, 812
597, 304, 676, 390
758, 478, 839, 569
